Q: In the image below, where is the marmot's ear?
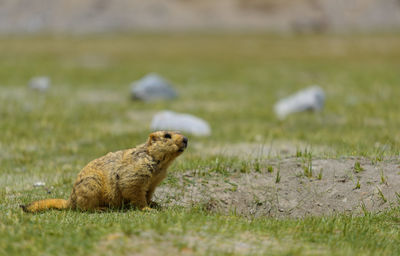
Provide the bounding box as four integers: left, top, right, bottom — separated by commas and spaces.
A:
147, 132, 157, 145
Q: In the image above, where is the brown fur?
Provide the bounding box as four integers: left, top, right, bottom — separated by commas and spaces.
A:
21, 131, 188, 212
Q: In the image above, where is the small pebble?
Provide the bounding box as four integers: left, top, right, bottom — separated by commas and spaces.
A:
33, 181, 45, 187
29, 76, 51, 92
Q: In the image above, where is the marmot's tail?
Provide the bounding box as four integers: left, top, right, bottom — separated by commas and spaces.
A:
20, 199, 70, 213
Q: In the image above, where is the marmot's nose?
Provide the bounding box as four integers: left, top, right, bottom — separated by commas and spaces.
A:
182, 136, 188, 147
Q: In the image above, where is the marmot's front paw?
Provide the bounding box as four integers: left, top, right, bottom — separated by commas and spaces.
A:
141, 206, 153, 212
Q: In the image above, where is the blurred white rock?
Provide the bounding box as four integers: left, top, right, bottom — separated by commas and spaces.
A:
151, 111, 211, 136
274, 86, 325, 119
131, 73, 177, 101
33, 181, 45, 187
29, 76, 51, 92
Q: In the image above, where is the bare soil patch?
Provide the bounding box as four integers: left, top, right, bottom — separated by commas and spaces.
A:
156, 158, 400, 218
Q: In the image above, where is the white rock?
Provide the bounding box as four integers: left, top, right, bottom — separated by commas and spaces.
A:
274, 86, 325, 119
28, 76, 51, 92
131, 73, 177, 101
151, 111, 211, 136
33, 181, 45, 187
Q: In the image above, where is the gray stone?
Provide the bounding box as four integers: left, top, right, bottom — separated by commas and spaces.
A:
131, 73, 177, 101
151, 110, 211, 136
274, 86, 325, 119
33, 181, 45, 187
28, 76, 50, 92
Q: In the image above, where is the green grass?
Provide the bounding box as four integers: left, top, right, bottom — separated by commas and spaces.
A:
1, 33, 400, 255
1, 206, 400, 255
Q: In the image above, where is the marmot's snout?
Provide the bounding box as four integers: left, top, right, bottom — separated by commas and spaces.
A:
178, 136, 188, 152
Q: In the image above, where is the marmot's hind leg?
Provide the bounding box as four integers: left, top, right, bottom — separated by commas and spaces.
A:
70, 176, 104, 211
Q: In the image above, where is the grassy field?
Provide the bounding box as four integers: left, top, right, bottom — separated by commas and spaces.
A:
1, 33, 400, 255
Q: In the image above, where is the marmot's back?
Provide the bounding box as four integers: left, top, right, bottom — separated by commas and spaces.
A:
79, 150, 125, 177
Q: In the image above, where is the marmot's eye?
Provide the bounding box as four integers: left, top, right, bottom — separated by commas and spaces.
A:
164, 133, 171, 139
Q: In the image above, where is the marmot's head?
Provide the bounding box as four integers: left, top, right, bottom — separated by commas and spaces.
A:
146, 131, 188, 163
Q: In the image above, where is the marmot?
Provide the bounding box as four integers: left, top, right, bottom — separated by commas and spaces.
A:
21, 131, 188, 212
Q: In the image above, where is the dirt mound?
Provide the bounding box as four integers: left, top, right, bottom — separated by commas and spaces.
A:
155, 158, 400, 217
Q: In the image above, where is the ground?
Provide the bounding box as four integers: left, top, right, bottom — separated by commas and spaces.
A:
2, 0, 400, 33
0, 34, 400, 255
157, 157, 400, 218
